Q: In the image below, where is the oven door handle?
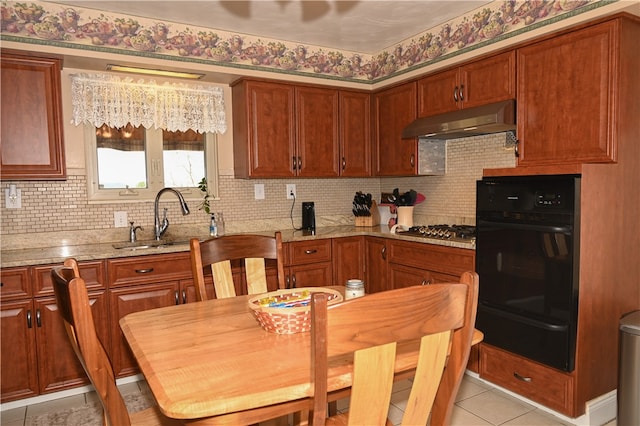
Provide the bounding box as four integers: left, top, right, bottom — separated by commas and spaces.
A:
479, 304, 569, 332
477, 219, 572, 234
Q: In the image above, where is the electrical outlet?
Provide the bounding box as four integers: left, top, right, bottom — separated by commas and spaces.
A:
114, 211, 128, 228
254, 183, 265, 200
286, 184, 296, 200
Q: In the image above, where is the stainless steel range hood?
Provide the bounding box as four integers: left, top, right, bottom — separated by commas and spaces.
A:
402, 100, 516, 140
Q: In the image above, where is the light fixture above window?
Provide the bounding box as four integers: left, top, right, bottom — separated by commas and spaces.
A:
106, 64, 205, 80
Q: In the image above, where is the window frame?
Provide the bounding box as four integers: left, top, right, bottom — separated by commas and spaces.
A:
84, 124, 219, 204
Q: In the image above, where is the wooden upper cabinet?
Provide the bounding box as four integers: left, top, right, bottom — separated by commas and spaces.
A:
418, 50, 516, 117
374, 81, 417, 176
339, 91, 371, 176
232, 80, 296, 178
233, 79, 367, 178
516, 21, 620, 166
295, 86, 340, 177
1, 50, 66, 180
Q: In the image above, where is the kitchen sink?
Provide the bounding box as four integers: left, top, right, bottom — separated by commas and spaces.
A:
112, 239, 193, 251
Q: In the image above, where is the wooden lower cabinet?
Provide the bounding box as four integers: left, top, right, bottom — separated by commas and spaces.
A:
389, 263, 430, 288
1, 262, 108, 402
480, 344, 575, 415
364, 237, 388, 294
35, 292, 110, 393
285, 239, 333, 288
1, 299, 38, 401
332, 236, 364, 287
108, 282, 180, 377
107, 253, 192, 377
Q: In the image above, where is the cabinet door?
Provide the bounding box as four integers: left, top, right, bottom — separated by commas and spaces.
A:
374, 82, 417, 176
516, 22, 616, 165
34, 292, 110, 394
232, 80, 296, 177
332, 236, 364, 287
365, 237, 389, 294
339, 91, 371, 176
417, 68, 458, 116
389, 263, 431, 289
109, 282, 179, 377
288, 262, 333, 288
1, 299, 38, 402
0, 51, 65, 180
460, 50, 516, 109
296, 86, 340, 177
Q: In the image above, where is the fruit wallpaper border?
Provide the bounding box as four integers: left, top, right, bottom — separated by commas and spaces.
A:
1, 0, 613, 84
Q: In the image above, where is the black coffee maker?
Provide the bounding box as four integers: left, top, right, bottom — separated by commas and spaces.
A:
302, 202, 316, 234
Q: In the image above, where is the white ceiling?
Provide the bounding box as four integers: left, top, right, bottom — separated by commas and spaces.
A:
51, 0, 492, 54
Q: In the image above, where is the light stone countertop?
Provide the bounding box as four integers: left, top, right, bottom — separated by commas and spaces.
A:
1, 225, 475, 268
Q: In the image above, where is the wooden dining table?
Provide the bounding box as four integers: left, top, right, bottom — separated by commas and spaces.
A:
120, 286, 483, 425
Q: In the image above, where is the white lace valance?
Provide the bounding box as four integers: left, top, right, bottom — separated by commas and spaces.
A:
70, 73, 227, 134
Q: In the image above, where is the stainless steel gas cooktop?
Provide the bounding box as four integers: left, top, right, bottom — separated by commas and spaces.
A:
397, 224, 476, 242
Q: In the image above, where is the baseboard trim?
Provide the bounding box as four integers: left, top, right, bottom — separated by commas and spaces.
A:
0, 374, 143, 412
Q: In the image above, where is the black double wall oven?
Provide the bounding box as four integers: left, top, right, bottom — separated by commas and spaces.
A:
475, 174, 580, 372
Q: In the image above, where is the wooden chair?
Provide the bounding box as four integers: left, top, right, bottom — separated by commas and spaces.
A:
189, 231, 285, 301
310, 271, 479, 426
51, 258, 182, 426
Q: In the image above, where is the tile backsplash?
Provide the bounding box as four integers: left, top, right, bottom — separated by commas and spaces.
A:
1, 133, 515, 238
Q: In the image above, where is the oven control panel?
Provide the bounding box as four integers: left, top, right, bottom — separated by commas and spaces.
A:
535, 191, 565, 207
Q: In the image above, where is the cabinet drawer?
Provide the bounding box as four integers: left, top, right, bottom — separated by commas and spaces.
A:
287, 240, 332, 266
108, 253, 191, 287
0, 267, 31, 300
480, 344, 574, 415
33, 260, 106, 296
388, 241, 474, 276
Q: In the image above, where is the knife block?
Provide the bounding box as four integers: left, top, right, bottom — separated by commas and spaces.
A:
354, 201, 380, 227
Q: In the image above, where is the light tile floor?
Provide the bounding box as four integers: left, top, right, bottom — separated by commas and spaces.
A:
0, 375, 618, 426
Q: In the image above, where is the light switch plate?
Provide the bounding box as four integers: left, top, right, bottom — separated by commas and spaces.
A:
254, 184, 265, 200
114, 211, 128, 227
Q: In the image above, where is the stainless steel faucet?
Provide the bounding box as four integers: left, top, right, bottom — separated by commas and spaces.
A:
154, 188, 190, 240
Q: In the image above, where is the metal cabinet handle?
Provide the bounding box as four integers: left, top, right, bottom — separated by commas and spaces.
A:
36, 309, 41, 327
459, 84, 464, 101
27, 310, 32, 328
285, 276, 290, 289
292, 274, 297, 288
292, 156, 297, 170
135, 268, 154, 274
513, 372, 532, 382
410, 154, 415, 168
381, 246, 387, 260
342, 157, 346, 170
453, 86, 459, 102
174, 291, 180, 305
304, 249, 317, 255
182, 290, 187, 304
514, 140, 520, 158
421, 279, 432, 285
297, 157, 302, 170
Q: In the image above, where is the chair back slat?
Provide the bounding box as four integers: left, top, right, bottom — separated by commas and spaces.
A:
190, 232, 285, 301
348, 342, 396, 425
51, 258, 131, 426
311, 271, 479, 426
